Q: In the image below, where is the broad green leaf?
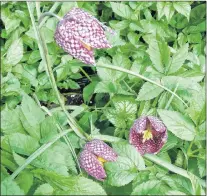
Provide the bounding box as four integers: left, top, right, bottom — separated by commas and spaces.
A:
6, 38, 23, 65
166, 190, 186, 195
186, 87, 205, 125
83, 81, 98, 104
109, 20, 130, 30
110, 2, 132, 19
105, 156, 137, 187
27, 50, 41, 64
34, 183, 54, 195
104, 97, 137, 128
158, 109, 196, 141
137, 82, 164, 101
33, 141, 77, 175
188, 173, 205, 195
132, 180, 170, 195
1, 107, 25, 134
197, 158, 206, 178
147, 36, 170, 73
173, 2, 191, 20
167, 44, 188, 74
33, 169, 106, 195
113, 142, 145, 170
157, 2, 175, 21
40, 116, 58, 143
8, 133, 40, 156
15, 171, 33, 194
1, 179, 24, 195
21, 94, 45, 127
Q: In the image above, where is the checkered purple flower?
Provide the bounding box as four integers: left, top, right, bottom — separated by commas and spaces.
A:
79, 139, 117, 181
129, 116, 167, 155
54, 8, 113, 65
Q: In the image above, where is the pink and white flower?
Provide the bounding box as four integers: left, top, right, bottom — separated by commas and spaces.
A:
129, 116, 167, 155
54, 8, 113, 65
79, 139, 117, 181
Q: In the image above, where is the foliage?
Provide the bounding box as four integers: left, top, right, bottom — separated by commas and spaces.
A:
1, 1, 206, 195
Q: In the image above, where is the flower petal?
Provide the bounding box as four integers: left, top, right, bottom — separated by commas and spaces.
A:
63, 8, 111, 49
79, 149, 106, 181
84, 139, 117, 161
131, 116, 147, 133
148, 116, 166, 133
129, 116, 167, 155
55, 26, 95, 65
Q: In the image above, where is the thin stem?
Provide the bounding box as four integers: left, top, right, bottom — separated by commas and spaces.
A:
27, 2, 88, 140
94, 63, 188, 108
80, 67, 92, 82
35, 2, 41, 19
39, 2, 61, 28
38, 12, 62, 25
164, 83, 179, 109
9, 129, 72, 180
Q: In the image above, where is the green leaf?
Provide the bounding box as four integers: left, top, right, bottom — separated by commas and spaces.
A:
132, 180, 170, 195
137, 82, 164, 101
33, 141, 77, 175
157, 2, 175, 21
1, 178, 24, 195
8, 133, 40, 156
113, 142, 145, 170
167, 44, 188, 74
83, 81, 98, 104
21, 94, 45, 127
105, 156, 137, 187
40, 116, 59, 143
33, 169, 106, 195
110, 2, 132, 19
1, 107, 25, 134
15, 171, 33, 194
27, 50, 41, 64
173, 2, 191, 20
188, 173, 205, 195
147, 36, 170, 73
6, 38, 23, 65
158, 109, 196, 141
34, 183, 54, 195
197, 158, 206, 178
104, 97, 137, 128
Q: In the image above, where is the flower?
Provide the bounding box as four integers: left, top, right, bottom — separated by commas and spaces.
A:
54, 8, 113, 65
129, 116, 167, 155
79, 139, 117, 181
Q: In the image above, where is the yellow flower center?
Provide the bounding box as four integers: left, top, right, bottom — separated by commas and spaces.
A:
80, 40, 92, 51
142, 129, 153, 143
97, 156, 107, 166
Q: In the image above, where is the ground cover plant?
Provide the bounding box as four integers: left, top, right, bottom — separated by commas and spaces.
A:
0, 1, 206, 195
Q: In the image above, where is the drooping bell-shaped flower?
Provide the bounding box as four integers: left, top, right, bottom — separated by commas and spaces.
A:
129, 116, 167, 155
54, 8, 114, 65
79, 139, 117, 181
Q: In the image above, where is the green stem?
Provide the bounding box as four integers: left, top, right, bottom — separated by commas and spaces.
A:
94, 63, 188, 108
9, 129, 72, 180
80, 67, 92, 82
164, 83, 179, 109
39, 2, 61, 28
27, 2, 88, 140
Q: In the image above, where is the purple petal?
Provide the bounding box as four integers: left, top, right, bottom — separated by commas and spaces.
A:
79, 149, 106, 181
131, 116, 147, 133
129, 116, 167, 155
84, 139, 118, 161
148, 116, 166, 133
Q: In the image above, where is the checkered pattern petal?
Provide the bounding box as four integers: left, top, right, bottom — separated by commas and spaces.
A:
129, 116, 167, 155
79, 149, 106, 181
84, 139, 118, 161
54, 8, 112, 65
